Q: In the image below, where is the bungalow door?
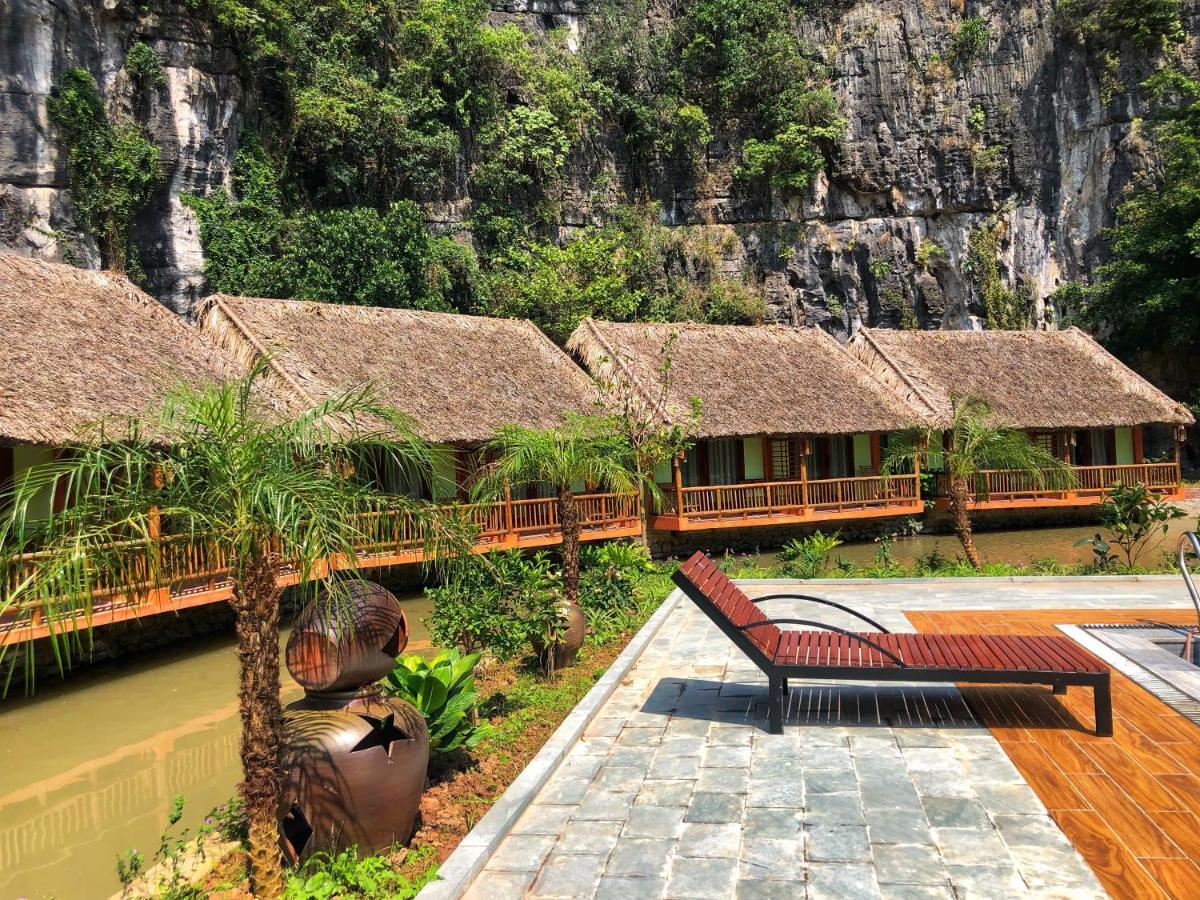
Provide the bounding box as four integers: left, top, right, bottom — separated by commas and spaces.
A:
708, 438, 743, 486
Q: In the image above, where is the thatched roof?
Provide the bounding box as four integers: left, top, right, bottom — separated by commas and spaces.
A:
847, 327, 1194, 429
567, 319, 932, 437
200, 295, 600, 443
0, 254, 273, 445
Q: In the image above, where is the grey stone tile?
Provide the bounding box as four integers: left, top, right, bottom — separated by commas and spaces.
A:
804, 768, 858, 795
624, 804, 687, 839
665, 856, 739, 899
557, 820, 623, 856
696, 765, 749, 793
893, 730, 951, 749
806, 823, 871, 862
860, 778, 923, 811
808, 862, 881, 900
920, 797, 990, 830
650, 755, 702, 779
804, 792, 866, 825
743, 807, 803, 840
685, 791, 745, 825
991, 814, 1073, 848
595, 876, 667, 900
708, 726, 754, 746
485, 833, 558, 872
585, 717, 626, 738
662, 735, 707, 757
595, 766, 647, 792
865, 808, 935, 845
959, 752, 1024, 785
618, 726, 665, 747
747, 776, 805, 809
678, 823, 742, 859
704, 745, 753, 768
540, 775, 594, 805
855, 756, 907, 781
908, 769, 977, 800
636, 779, 695, 808
740, 837, 803, 880
560, 755, 605, 779
872, 843, 946, 886
463, 870, 536, 900
933, 828, 1009, 866
665, 717, 712, 738
575, 791, 636, 822
973, 782, 1045, 816
737, 881, 806, 899
608, 747, 658, 768
944, 863, 1029, 898
850, 732, 901, 758
799, 745, 853, 770
514, 804, 577, 835
605, 837, 675, 878
901, 748, 959, 772
530, 853, 606, 899
751, 754, 804, 780
877, 884, 953, 900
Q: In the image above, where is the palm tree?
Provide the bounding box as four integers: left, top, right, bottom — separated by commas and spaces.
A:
473, 415, 644, 629
883, 396, 1074, 569
0, 367, 461, 898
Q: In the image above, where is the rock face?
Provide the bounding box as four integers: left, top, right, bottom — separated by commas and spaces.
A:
0, 0, 242, 314
0, 0, 1196, 326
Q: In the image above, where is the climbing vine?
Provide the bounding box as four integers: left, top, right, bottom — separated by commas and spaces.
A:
47, 68, 160, 278
966, 219, 1032, 330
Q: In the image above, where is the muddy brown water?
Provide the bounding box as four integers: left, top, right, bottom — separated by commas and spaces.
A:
3, 517, 1199, 898
0, 592, 433, 900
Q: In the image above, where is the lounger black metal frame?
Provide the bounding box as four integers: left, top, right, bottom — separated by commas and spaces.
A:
672, 567, 1113, 737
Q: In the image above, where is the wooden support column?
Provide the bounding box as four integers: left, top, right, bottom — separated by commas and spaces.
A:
673, 454, 684, 522
1063, 431, 1077, 499
148, 466, 168, 611
1133, 425, 1145, 464
503, 480, 514, 546
799, 437, 810, 514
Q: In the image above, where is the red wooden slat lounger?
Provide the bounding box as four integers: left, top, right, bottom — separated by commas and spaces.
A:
672, 552, 1112, 736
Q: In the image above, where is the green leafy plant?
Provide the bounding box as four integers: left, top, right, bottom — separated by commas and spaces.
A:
385, 649, 491, 753
1077, 481, 1186, 569
578, 541, 658, 640
951, 17, 990, 65
46, 68, 160, 276
125, 41, 166, 89
427, 550, 563, 660
284, 845, 437, 899
777, 530, 843, 578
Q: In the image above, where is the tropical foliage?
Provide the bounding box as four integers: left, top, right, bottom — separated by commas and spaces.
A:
0, 367, 460, 898
777, 530, 843, 578
385, 650, 491, 753
1077, 481, 1187, 569
883, 397, 1074, 569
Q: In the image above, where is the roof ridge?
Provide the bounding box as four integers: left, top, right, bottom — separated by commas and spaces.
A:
204, 295, 321, 407
576, 319, 674, 425
855, 328, 942, 419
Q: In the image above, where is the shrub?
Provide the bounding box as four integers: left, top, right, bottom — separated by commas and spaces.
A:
125, 41, 166, 89
284, 845, 437, 899
578, 541, 658, 641
915, 239, 947, 269
384, 650, 491, 753
951, 17, 990, 65
426, 550, 563, 659
778, 530, 843, 578
47, 68, 160, 276
1076, 481, 1186, 569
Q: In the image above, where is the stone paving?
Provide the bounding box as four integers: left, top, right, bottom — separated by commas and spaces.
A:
462, 577, 1191, 899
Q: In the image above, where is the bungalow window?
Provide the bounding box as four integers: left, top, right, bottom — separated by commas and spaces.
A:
770, 438, 800, 480
708, 438, 743, 486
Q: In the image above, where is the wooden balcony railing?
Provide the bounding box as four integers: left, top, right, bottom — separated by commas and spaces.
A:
0, 492, 642, 646
931, 462, 1182, 504
655, 474, 922, 528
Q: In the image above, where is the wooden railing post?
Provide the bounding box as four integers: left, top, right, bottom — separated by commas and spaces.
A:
799, 440, 810, 514
673, 455, 684, 521
503, 481, 514, 544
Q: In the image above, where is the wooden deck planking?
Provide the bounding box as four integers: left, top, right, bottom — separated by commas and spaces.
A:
908, 608, 1200, 900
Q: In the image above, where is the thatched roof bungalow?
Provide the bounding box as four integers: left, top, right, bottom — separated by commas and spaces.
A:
0, 253, 257, 448
847, 327, 1193, 431
567, 319, 931, 438
199, 295, 600, 445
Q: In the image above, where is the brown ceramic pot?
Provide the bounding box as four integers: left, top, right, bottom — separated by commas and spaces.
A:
279, 581, 428, 861
535, 600, 586, 672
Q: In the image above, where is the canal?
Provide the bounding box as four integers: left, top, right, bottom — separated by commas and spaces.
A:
1, 516, 1196, 897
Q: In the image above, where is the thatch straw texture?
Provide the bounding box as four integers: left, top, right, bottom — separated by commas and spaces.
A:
567, 319, 932, 437
0, 254, 272, 445
200, 296, 601, 443
848, 327, 1194, 429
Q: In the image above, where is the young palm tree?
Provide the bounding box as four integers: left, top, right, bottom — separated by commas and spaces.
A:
0, 367, 461, 898
883, 396, 1074, 569
473, 415, 645, 626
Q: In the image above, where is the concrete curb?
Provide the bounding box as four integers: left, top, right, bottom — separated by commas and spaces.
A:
417, 589, 684, 899
734, 574, 1182, 585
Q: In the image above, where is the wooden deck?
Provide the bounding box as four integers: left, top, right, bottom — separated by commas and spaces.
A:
931, 462, 1184, 510
1, 492, 642, 646
651, 473, 923, 531
909, 607, 1200, 900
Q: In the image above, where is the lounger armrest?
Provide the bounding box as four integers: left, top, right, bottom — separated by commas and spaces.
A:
737, 619, 907, 667
750, 594, 892, 634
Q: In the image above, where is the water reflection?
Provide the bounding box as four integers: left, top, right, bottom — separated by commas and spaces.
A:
0, 593, 433, 900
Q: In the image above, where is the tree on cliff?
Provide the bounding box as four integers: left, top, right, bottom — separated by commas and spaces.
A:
883, 397, 1074, 569
0, 367, 461, 898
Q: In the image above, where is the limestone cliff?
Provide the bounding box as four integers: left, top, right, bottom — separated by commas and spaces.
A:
0, 0, 1196, 329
